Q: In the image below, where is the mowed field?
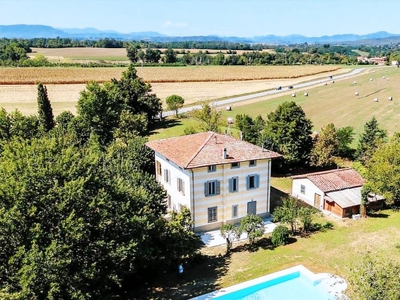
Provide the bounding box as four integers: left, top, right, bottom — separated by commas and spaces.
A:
151, 66, 400, 141
0, 65, 343, 116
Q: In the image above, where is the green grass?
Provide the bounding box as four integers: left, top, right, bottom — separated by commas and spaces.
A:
352, 49, 369, 57
151, 66, 400, 143
137, 208, 400, 299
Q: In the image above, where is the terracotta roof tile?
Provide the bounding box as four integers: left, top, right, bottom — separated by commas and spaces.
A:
292, 168, 365, 193
146, 132, 281, 169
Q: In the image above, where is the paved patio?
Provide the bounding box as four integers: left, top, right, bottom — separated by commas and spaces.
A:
199, 218, 277, 247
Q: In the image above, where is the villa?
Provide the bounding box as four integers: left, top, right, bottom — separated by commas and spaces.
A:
146, 132, 281, 232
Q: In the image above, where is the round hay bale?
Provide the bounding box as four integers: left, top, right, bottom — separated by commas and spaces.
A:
388, 96, 393, 101
383, 76, 385, 79
355, 92, 359, 96
324, 82, 327, 86
374, 98, 379, 102
304, 92, 308, 96
226, 106, 232, 111
370, 78, 373, 81
353, 81, 357, 84
331, 80, 335, 83
291, 93, 296, 97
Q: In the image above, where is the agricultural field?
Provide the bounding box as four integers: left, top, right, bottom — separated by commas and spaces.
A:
151, 66, 400, 142
0, 65, 344, 116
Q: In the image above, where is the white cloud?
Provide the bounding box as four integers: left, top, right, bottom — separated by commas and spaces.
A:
162, 20, 188, 28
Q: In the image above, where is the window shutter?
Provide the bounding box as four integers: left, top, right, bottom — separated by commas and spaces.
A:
204, 182, 209, 196
256, 174, 260, 188
182, 181, 185, 195
229, 178, 233, 192
246, 175, 250, 190
216, 180, 220, 195
235, 177, 239, 192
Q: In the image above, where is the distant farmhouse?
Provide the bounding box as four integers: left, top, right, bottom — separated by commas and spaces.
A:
357, 56, 387, 65
146, 132, 281, 232
291, 168, 385, 218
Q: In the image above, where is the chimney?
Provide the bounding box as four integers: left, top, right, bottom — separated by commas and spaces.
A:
222, 147, 227, 159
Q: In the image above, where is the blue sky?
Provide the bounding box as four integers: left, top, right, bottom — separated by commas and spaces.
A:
1, 0, 399, 37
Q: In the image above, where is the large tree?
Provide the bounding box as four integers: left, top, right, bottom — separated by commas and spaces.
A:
310, 123, 339, 167
191, 102, 222, 132
37, 83, 55, 132
166, 94, 185, 117
364, 136, 400, 205
0, 135, 200, 298
261, 101, 313, 168
356, 117, 387, 164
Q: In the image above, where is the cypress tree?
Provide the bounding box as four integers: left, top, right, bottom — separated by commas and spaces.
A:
37, 83, 55, 132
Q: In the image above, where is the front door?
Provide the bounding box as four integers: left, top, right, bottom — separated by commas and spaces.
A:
314, 193, 321, 209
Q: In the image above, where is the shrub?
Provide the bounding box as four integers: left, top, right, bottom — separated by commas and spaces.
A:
271, 225, 290, 247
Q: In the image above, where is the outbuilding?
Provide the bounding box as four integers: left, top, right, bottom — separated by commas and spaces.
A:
291, 168, 385, 218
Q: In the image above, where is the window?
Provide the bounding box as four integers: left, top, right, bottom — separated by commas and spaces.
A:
229, 177, 239, 192
208, 165, 216, 172
177, 178, 185, 195
246, 174, 260, 190
249, 160, 257, 167
232, 205, 238, 218
204, 180, 220, 196
156, 161, 162, 176
300, 184, 305, 194
167, 194, 171, 209
208, 207, 218, 223
231, 162, 240, 169
164, 169, 171, 184
247, 201, 257, 215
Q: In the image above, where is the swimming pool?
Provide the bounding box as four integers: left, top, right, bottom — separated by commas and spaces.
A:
191, 265, 347, 300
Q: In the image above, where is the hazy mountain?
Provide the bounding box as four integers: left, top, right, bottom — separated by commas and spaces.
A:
0, 24, 399, 45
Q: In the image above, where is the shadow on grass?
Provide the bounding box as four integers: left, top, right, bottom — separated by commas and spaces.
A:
148, 118, 181, 135
270, 186, 289, 213
130, 253, 230, 300
367, 212, 389, 218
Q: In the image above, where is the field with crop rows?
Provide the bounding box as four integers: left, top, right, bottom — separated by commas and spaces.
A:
0, 65, 340, 84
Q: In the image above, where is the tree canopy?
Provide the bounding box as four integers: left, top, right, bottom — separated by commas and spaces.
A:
261, 101, 313, 168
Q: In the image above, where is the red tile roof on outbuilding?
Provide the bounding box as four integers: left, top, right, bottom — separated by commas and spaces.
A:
146, 132, 281, 169
292, 168, 365, 193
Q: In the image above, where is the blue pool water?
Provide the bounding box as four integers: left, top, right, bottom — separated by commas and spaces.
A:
211, 271, 335, 300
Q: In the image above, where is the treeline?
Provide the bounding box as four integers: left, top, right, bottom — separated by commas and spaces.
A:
0, 66, 202, 298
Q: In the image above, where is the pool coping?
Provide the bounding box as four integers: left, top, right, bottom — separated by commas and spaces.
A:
190, 265, 347, 299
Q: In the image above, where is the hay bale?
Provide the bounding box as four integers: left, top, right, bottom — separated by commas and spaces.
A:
304, 92, 308, 96
370, 78, 373, 81
331, 80, 335, 83
353, 81, 357, 84
374, 98, 379, 102
291, 93, 296, 97
355, 92, 359, 96
388, 96, 393, 101
226, 106, 232, 111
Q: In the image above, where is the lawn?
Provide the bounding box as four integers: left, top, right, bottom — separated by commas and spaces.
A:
136, 208, 400, 299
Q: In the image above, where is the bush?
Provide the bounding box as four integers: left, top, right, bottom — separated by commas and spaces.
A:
271, 225, 290, 247
323, 221, 334, 230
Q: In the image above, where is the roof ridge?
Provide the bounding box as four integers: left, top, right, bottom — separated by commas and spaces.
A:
184, 132, 215, 168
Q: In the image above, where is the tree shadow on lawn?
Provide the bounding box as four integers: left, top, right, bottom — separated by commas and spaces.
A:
270, 186, 289, 214
131, 253, 230, 300
148, 117, 181, 135
367, 212, 389, 218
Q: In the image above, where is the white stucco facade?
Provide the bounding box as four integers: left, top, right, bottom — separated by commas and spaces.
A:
291, 178, 324, 210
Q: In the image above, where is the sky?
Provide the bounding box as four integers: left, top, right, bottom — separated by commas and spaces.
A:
1, 0, 400, 37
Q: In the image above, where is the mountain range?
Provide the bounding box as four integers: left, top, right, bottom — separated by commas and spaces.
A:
1, 24, 400, 45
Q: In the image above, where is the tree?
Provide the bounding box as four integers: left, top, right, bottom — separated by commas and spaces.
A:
126, 43, 141, 63
163, 48, 177, 63
348, 254, 400, 299
271, 225, 290, 247
261, 101, 313, 168
297, 207, 318, 232
273, 197, 299, 233
220, 223, 242, 253
356, 117, 387, 164
166, 94, 185, 117
37, 83, 55, 132
310, 123, 339, 167
235, 114, 264, 145
191, 102, 222, 132
240, 214, 264, 246
0, 135, 200, 298
364, 137, 400, 205
336, 126, 355, 157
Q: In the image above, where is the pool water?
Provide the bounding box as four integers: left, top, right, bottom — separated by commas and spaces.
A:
192, 265, 345, 300
215, 271, 334, 300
